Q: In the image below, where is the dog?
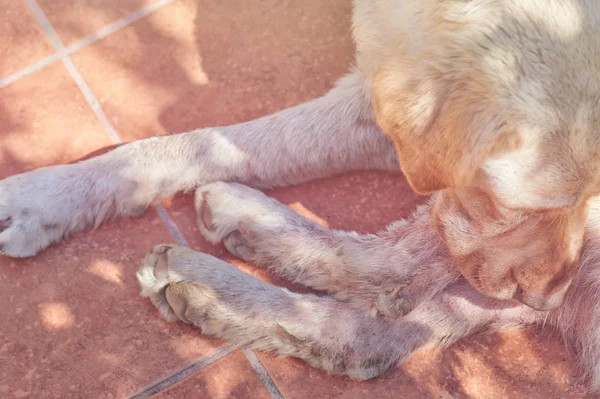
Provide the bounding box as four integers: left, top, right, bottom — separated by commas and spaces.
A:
2, 0, 600, 389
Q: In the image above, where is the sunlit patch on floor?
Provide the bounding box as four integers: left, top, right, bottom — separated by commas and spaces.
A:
38, 301, 75, 330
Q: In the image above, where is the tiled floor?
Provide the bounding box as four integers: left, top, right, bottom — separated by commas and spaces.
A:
0, 1, 594, 398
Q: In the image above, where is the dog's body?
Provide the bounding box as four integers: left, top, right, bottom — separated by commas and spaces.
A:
3, 0, 600, 390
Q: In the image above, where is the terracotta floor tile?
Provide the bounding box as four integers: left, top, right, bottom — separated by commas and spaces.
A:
70, 0, 354, 142
0, 209, 222, 399
0, 0, 54, 79
0, 61, 112, 179
153, 351, 270, 399
36, 0, 160, 46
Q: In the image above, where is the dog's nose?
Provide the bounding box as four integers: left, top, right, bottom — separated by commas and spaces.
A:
513, 287, 567, 310
512, 261, 575, 310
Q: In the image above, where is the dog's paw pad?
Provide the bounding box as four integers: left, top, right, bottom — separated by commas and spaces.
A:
223, 230, 257, 260
137, 244, 181, 322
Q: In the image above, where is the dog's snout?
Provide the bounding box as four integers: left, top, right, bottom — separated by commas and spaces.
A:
511, 259, 577, 310
512, 285, 566, 310
513, 286, 569, 310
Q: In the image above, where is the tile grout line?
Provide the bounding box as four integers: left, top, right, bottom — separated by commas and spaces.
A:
66, 0, 175, 54
243, 349, 285, 399
1, 0, 173, 89
154, 204, 190, 246
128, 344, 240, 399
25, 2, 287, 398
24, 0, 122, 144
24, 0, 187, 238
0, 53, 61, 89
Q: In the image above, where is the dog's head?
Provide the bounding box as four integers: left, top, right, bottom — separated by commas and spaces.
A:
371, 0, 600, 309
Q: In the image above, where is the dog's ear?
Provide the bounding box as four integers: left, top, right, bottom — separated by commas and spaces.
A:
372, 68, 505, 194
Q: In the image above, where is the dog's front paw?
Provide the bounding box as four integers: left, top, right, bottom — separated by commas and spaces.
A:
194, 182, 293, 260
136, 244, 228, 329
0, 166, 90, 257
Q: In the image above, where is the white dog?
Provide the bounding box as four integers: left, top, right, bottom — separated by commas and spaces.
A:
3, 0, 600, 389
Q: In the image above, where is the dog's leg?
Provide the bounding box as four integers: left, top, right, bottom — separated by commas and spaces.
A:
195, 182, 458, 318
137, 244, 541, 380
137, 244, 408, 380
0, 70, 397, 257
